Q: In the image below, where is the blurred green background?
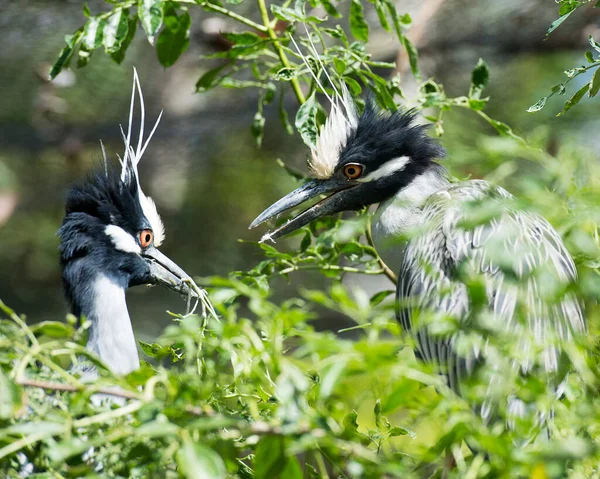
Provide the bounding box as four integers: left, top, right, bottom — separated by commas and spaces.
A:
1, 0, 599, 341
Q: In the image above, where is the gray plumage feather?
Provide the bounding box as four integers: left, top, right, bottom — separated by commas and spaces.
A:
396, 179, 585, 425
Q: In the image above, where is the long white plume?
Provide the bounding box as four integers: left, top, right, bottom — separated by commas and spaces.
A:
118, 68, 165, 246
290, 27, 358, 179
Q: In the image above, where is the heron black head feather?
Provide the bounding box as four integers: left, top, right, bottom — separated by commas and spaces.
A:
337, 99, 445, 172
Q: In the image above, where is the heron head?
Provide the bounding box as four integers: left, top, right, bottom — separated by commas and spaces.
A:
58, 70, 198, 307
249, 96, 445, 240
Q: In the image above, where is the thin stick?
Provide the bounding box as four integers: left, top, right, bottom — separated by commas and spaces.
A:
17, 378, 139, 400
366, 222, 398, 284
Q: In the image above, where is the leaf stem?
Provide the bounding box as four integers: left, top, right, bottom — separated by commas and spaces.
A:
278, 264, 385, 276
196, 1, 268, 33
257, 0, 306, 104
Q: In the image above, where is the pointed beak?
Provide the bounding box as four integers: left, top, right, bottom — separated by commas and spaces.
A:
142, 246, 197, 299
249, 178, 359, 241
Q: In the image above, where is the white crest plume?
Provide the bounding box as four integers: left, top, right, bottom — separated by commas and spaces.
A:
290, 27, 358, 179
117, 68, 165, 246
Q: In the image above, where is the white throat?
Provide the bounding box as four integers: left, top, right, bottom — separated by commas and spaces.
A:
86, 275, 140, 376
371, 168, 449, 271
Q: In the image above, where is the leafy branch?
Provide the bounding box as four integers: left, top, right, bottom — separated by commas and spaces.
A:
528, 35, 600, 115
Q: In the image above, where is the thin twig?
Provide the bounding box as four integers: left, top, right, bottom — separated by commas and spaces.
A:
365, 222, 398, 284
257, 0, 306, 104
195, 1, 268, 33
278, 264, 385, 276
17, 378, 140, 400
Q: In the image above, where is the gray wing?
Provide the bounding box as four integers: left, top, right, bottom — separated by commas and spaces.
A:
397, 180, 585, 412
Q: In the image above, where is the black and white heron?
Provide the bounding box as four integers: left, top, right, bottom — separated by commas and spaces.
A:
250, 43, 585, 432
58, 71, 210, 377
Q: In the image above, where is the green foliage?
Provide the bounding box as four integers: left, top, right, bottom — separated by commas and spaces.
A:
49, 0, 512, 144
528, 36, 600, 116
530, 0, 600, 114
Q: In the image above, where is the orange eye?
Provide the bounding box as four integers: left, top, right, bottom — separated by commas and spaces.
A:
139, 229, 153, 248
343, 163, 363, 179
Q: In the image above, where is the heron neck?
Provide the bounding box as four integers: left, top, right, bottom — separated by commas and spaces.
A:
372, 164, 449, 272
71, 274, 140, 376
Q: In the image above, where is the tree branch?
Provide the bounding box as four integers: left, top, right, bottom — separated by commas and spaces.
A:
257, 0, 306, 104
17, 378, 140, 400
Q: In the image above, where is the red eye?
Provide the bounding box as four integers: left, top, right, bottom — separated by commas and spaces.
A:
343, 163, 363, 179
139, 229, 153, 248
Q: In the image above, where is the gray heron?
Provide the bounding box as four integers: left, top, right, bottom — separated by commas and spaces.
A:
58, 70, 209, 377
249, 57, 585, 435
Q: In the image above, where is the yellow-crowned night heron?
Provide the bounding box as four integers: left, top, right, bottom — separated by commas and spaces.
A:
58, 70, 208, 377
250, 58, 585, 432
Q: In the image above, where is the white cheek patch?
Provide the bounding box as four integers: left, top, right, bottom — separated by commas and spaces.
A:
105, 225, 141, 254
357, 156, 411, 183
139, 194, 165, 247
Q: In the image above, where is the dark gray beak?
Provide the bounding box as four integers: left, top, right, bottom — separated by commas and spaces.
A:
142, 246, 198, 299
249, 178, 358, 241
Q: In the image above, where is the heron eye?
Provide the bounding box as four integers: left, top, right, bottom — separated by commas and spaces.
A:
139, 229, 153, 248
343, 163, 363, 179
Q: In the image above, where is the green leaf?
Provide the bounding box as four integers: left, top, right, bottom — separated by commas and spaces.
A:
333, 57, 346, 75
557, 83, 588, 116
252, 110, 266, 147
139, 0, 163, 44
546, 11, 573, 37
48, 438, 92, 463
320, 0, 341, 18
374, 0, 391, 31
370, 290, 394, 306
156, 6, 191, 67
589, 68, 600, 97
271, 5, 324, 23
30, 321, 74, 338
300, 231, 311, 251
103, 9, 129, 54
471, 58, 489, 91
278, 87, 294, 135
139, 341, 170, 359
590, 35, 600, 53
468, 98, 488, 111
136, 419, 180, 437
526, 96, 547, 113
0, 371, 21, 419
350, 0, 369, 42
388, 426, 415, 438
226, 0, 244, 4
343, 410, 359, 431
559, 1, 579, 16
319, 359, 348, 399
111, 16, 137, 64
344, 76, 362, 96
272, 67, 296, 81
585, 50, 595, 63
383, 1, 420, 81
221, 31, 262, 45
295, 91, 318, 149
254, 435, 287, 479
486, 118, 525, 143
49, 33, 80, 79
50, 46, 74, 78
280, 457, 303, 479
176, 438, 226, 479
82, 17, 105, 50
400, 35, 420, 82
196, 64, 228, 92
